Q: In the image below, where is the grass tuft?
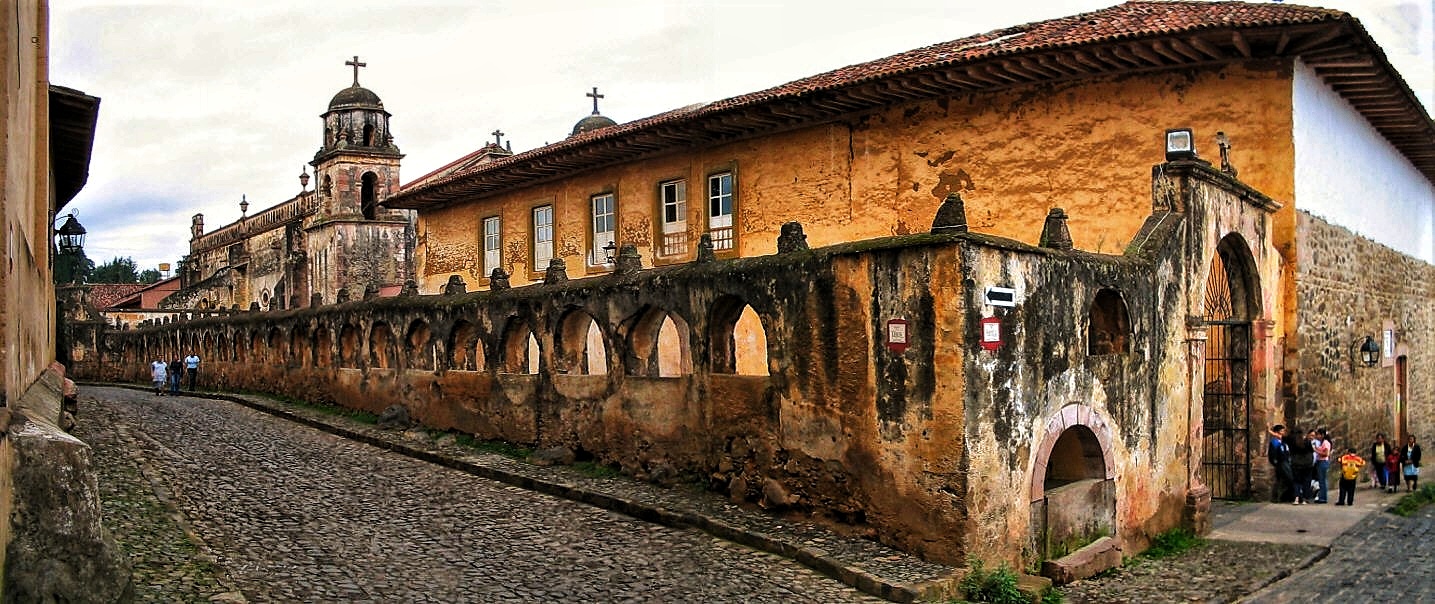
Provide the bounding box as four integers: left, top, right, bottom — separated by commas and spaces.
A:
1390, 484, 1435, 517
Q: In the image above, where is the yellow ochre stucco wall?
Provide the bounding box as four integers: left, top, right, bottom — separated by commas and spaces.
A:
414, 62, 1296, 293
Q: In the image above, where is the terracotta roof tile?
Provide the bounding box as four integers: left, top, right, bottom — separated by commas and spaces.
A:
392, 1, 1427, 207
88, 283, 147, 309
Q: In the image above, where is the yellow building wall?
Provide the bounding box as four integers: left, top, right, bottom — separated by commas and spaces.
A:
1, 0, 56, 403
416, 62, 1296, 293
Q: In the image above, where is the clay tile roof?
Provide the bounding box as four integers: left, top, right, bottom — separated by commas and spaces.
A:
88, 283, 147, 310
387, 1, 1430, 209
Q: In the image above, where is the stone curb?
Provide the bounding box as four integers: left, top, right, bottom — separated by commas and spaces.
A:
88, 383, 942, 603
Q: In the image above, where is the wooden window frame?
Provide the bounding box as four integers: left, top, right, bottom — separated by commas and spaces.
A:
530, 203, 554, 279
587, 190, 617, 271
655, 178, 689, 261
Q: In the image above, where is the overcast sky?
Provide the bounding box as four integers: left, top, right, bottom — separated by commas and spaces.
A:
50, 0, 1433, 274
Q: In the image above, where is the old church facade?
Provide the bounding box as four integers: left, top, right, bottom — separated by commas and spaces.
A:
165, 63, 414, 312
77, 0, 1434, 583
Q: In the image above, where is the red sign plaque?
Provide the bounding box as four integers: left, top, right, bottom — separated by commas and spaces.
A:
886, 318, 909, 353
979, 316, 1002, 351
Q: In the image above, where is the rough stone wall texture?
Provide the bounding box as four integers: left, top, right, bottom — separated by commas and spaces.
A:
415, 62, 1296, 295
1292, 211, 1435, 449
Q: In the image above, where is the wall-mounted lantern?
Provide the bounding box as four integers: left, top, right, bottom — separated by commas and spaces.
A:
1165, 127, 1196, 162
1356, 335, 1380, 368
299, 167, 311, 192
602, 240, 618, 264
55, 212, 87, 255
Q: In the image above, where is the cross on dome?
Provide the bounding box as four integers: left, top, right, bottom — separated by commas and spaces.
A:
345, 55, 367, 86
587, 86, 604, 115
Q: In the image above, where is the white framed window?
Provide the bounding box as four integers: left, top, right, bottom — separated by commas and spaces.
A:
708, 172, 734, 251
660, 179, 687, 256
532, 205, 553, 271
590, 193, 615, 266
482, 216, 501, 275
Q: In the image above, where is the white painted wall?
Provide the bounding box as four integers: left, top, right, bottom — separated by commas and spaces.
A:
1293, 59, 1435, 263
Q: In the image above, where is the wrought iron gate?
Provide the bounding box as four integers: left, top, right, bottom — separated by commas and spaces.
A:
1201, 322, 1251, 499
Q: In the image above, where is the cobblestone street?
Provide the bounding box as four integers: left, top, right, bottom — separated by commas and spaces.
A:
77, 386, 880, 603
1244, 504, 1435, 603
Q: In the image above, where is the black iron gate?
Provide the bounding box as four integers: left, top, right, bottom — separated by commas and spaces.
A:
1201, 321, 1251, 499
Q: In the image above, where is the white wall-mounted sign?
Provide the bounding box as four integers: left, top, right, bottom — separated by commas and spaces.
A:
984, 286, 1017, 307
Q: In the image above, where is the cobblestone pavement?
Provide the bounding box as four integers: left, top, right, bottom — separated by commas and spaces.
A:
1059, 540, 1322, 604
79, 386, 882, 603
1243, 504, 1435, 603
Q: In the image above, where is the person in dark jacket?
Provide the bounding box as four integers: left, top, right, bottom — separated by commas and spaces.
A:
1268, 425, 1293, 503
1401, 434, 1422, 492
1371, 433, 1394, 490
1288, 427, 1315, 505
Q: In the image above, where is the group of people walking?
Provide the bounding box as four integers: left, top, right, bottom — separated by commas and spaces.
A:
149, 354, 200, 395
1268, 425, 1422, 507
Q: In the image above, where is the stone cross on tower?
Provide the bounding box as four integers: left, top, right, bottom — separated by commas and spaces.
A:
1216, 131, 1237, 177
492, 129, 504, 146
587, 86, 604, 115
346, 55, 367, 86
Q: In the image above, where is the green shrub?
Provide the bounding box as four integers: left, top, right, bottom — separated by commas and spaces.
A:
1142, 527, 1202, 559
958, 558, 1027, 604
1390, 484, 1435, 517
1040, 586, 1064, 604
572, 460, 620, 478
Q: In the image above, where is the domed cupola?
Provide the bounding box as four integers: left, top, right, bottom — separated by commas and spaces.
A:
570, 86, 617, 137
315, 55, 401, 162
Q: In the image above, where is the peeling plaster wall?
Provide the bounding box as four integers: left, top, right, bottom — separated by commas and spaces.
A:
415, 63, 1296, 297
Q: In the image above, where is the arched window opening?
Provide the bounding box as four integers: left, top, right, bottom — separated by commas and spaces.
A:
555, 308, 608, 375
361, 172, 378, 220
267, 327, 286, 364
370, 322, 395, 369
362, 123, 375, 146
1200, 232, 1263, 501
624, 306, 691, 377
314, 326, 333, 368
709, 296, 770, 376
1087, 289, 1131, 356
406, 319, 434, 371
499, 318, 540, 375
339, 324, 360, 368
249, 331, 263, 363
449, 320, 482, 371
290, 328, 308, 368
1044, 426, 1105, 490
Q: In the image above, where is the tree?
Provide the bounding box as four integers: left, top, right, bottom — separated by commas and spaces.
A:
91, 256, 141, 284
138, 269, 161, 284
54, 248, 94, 284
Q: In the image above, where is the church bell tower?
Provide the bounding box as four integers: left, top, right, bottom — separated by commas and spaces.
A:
306, 56, 413, 305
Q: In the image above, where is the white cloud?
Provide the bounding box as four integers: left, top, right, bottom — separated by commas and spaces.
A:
50, 0, 1434, 272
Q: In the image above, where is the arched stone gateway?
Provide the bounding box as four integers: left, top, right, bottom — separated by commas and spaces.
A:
1199, 233, 1262, 500
1030, 404, 1118, 583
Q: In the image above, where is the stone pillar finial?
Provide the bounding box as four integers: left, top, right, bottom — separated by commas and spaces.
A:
444, 275, 467, 295
489, 268, 510, 291
615, 244, 643, 275
696, 234, 716, 263
544, 258, 569, 285
1039, 207, 1073, 250
363, 283, 380, 300
249, 301, 261, 312
310, 293, 324, 307
336, 288, 351, 303
400, 279, 418, 297
931, 192, 969, 234
777, 221, 809, 253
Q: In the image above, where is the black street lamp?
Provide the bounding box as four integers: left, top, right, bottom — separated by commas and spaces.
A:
1356, 335, 1381, 368
55, 213, 86, 255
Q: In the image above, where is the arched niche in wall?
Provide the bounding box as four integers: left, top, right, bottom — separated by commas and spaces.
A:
498, 317, 540, 375
623, 305, 690, 377
1087, 289, 1131, 356
554, 307, 608, 375
405, 319, 435, 371
708, 295, 770, 376
448, 319, 484, 371
370, 321, 396, 369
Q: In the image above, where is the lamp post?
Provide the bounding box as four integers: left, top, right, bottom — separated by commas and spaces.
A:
602, 240, 618, 264
299, 167, 310, 192
240, 194, 249, 217
53, 212, 87, 284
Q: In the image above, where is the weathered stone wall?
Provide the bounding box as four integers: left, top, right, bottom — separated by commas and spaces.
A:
1292, 211, 1435, 449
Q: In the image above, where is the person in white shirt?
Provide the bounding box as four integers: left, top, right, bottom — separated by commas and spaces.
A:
183, 353, 201, 391
150, 359, 167, 395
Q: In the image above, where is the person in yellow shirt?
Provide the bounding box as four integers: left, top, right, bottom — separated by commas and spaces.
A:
1337, 447, 1366, 506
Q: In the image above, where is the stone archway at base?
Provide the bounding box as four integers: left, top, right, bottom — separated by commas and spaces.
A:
1029, 404, 1119, 582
